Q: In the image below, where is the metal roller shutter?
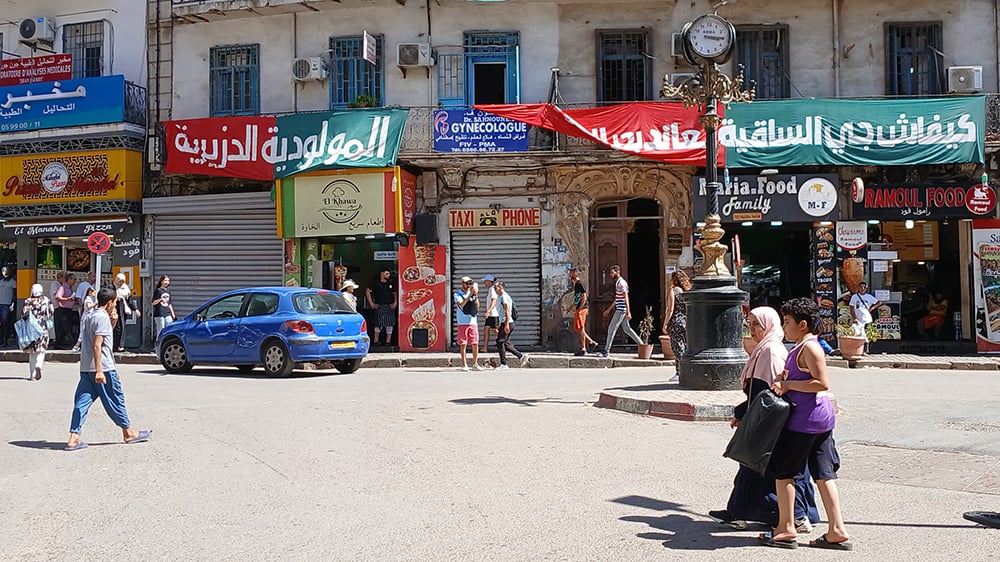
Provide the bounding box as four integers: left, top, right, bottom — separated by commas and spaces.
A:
148, 192, 283, 317
450, 230, 541, 348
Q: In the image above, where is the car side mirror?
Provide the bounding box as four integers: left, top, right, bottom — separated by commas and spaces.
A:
195, 314, 206, 322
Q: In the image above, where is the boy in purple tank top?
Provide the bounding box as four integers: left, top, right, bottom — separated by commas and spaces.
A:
759, 298, 852, 551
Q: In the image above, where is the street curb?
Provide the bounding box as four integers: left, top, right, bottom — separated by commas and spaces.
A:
595, 392, 733, 422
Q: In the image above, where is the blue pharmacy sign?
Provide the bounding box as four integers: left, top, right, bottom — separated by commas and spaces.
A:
433, 108, 528, 153
0, 75, 126, 133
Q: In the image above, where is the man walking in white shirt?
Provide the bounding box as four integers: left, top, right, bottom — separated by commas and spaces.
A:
597, 265, 642, 357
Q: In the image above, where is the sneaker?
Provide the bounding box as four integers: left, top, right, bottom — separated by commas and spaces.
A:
795, 518, 813, 534
708, 509, 735, 523
473, 364, 483, 371
495, 364, 509, 370
519, 354, 528, 365
71, 346, 81, 352
574, 349, 585, 356
461, 365, 470, 372
595, 351, 607, 357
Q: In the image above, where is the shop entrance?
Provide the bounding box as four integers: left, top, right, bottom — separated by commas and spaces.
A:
724, 223, 812, 308
589, 198, 662, 347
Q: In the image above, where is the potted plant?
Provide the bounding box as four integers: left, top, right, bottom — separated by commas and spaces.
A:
637, 306, 655, 360
348, 93, 379, 108
836, 323, 867, 360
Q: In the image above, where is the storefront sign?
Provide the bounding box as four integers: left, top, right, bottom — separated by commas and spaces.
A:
475, 102, 723, 166
447, 207, 541, 230
278, 168, 414, 238
2, 219, 129, 239
0, 75, 126, 133
0, 149, 142, 205
880, 221, 939, 261
398, 242, 448, 352
723, 97, 985, 167
972, 219, 1000, 352
853, 180, 997, 219
165, 109, 410, 180
693, 173, 838, 222
872, 302, 902, 340
0, 54, 73, 86
433, 108, 528, 153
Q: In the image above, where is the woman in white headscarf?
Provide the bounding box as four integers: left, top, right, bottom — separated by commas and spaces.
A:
709, 306, 820, 531
113, 273, 140, 352
22, 283, 51, 380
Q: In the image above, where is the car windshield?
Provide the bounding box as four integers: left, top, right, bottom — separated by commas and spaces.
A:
293, 292, 355, 314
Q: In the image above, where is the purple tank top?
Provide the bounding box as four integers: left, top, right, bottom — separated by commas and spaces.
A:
783, 337, 835, 434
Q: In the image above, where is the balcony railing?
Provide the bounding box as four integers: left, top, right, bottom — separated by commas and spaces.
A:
125, 80, 147, 128
987, 94, 1000, 144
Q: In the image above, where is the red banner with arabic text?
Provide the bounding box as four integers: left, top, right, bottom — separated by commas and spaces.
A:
164, 116, 276, 181
0, 54, 73, 86
474, 102, 724, 166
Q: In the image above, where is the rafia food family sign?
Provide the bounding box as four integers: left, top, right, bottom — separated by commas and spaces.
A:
692, 173, 838, 222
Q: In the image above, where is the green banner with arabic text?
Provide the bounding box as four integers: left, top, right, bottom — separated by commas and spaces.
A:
274, 109, 409, 178
723, 97, 984, 167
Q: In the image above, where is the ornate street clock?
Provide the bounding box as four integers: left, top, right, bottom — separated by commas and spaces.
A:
681, 13, 736, 65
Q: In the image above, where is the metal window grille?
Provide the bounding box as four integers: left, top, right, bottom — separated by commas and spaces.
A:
209, 44, 259, 116
328, 35, 383, 109
597, 30, 650, 102
437, 53, 464, 106
735, 25, 789, 100
886, 23, 943, 96
63, 21, 104, 78
462, 31, 519, 104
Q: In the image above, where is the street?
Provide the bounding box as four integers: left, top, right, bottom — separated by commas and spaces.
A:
1, 361, 999, 561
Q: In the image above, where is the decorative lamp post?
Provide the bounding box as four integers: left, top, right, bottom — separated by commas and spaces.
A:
662, 12, 756, 390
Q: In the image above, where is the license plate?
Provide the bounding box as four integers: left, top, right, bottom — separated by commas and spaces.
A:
330, 341, 355, 349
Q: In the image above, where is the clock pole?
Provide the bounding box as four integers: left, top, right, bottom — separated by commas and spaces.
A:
662, 14, 756, 391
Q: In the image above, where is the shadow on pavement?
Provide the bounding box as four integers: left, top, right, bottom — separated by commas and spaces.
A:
8, 440, 117, 450
448, 396, 584, 407
0, 376, 32, 381
135, 367, 349, 380
622, 513, 762, 550
606, 382, 676, 392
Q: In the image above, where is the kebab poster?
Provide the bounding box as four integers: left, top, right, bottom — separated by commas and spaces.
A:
972, 219, 1000, 352
835, 221, 868, 335
397, 242, 448, 352
810, 223, 836, 343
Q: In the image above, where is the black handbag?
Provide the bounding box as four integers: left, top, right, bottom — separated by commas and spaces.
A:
723, 388, 792, 476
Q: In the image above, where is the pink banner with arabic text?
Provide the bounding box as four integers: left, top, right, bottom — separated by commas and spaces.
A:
164, 116, 276, 181
474, 102, 724, 166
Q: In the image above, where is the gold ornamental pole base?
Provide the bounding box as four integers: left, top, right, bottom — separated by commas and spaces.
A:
698, 214, 730, 277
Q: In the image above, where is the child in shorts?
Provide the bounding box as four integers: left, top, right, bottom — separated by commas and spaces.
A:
759, 297, 852, 551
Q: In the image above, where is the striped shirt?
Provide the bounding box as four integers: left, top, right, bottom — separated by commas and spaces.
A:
614, 277, 628, 310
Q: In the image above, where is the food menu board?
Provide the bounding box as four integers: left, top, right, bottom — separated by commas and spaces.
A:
398, 241, 448, 352
811, 223, 837, 343
871, 302, 902, 340
835, 221, 870, 338
972, 219, 1000, 352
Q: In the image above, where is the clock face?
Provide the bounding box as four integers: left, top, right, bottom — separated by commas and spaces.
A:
685, 14, 734, 60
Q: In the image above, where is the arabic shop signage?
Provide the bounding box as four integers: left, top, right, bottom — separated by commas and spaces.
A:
0, 149, 142, 206
433, 108, 528, 153
0, 54, 73, 86
3, 218, 129, 239
0, 75, 126, 133
448, 207, 541, 230
277, 168, 415, 237
853, 180, 997, 219
164, 109, 409, 181
692, 173, 839, 222
723, 96, 985, 167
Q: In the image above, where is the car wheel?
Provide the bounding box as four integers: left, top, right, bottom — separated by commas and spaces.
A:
235, 364, 255, 373
160, 338, 193, 373
261, 340, 294, 377
333, 358, 363, 374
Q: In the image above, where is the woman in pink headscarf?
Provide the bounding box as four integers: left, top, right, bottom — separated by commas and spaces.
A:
709, 306, 819, 531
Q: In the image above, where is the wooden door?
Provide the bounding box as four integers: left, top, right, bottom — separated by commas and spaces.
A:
590, 218, 628, 342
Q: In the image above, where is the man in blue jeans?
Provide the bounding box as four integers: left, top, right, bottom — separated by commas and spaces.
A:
65, 287, 151, 452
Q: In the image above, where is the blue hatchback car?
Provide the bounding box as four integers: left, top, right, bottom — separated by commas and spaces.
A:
157, 287, 369, 377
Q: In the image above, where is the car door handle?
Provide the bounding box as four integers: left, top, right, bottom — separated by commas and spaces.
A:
227, 323, 238, 328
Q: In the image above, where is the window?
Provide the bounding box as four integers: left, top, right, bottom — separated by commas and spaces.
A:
63, 21, 104, 78
437, 31, 519, 106
886, 23, 943, 96
293, 292, 354, 314
597, 30, 650, 102
735, 25, 789, 100
245, 293, 279, 317
199, 294, 246, 321
209, 44, 260, 116
329, 35, 383, 109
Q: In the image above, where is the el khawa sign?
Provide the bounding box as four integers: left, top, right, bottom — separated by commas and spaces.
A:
0, 54, 73, 86
692, 173, 839, 223
853, 180, 997, 219
164, 109, 409, 181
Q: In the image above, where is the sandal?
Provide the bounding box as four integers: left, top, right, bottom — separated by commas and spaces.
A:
809, 534, 853, 551
759, 531, 798, 549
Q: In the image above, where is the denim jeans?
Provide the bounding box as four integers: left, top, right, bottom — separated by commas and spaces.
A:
70, 370, 130, 434
604, 309, 642, 354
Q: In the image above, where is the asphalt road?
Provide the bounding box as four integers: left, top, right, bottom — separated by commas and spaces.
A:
1, 361, 998, 561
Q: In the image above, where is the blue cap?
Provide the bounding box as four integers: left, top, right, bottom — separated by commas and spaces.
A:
481, 274, 495, 282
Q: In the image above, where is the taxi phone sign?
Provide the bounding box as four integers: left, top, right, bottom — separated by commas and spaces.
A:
87, 231, 111, 254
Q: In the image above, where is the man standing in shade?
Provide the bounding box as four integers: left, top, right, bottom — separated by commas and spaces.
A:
480, 274, 499, 352
65, 287, 151, 452
0, 267, 16, 347
597, 265, 642, 357
849, 282, 881, 353
569, 267, 598, 356
366, 268, 397, 346
54, 273, 78, 349
454, 276, 482, 371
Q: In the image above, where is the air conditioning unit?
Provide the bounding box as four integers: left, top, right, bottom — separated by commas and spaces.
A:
19, 17, 55, 43
947, 66, 983, 94
397, 42, 433, 67
668, 73, 697, 87
291, 57, 327, 81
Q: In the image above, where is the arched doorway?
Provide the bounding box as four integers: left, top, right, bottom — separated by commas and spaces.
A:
589, 198, 663, 348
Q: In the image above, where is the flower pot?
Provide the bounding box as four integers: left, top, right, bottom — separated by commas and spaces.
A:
838, 335, 866, 360
659, 335, 675, 359
637, 343, 655, 360
743, 336, 757, 355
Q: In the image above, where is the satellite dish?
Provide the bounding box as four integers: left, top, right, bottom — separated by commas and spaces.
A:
851, 177, 865, 204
